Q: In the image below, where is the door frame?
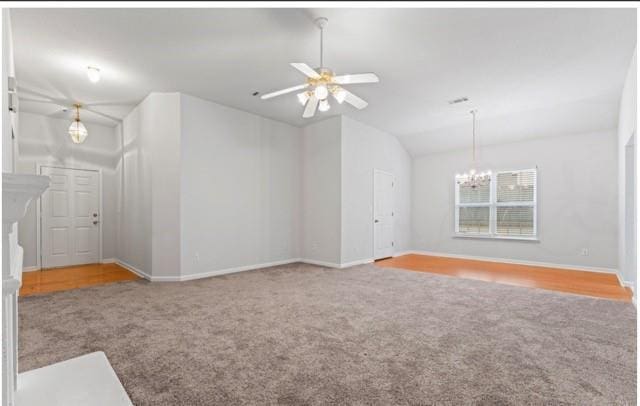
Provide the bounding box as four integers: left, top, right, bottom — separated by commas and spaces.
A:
36, 164, 103, 270
372, 169, 395, 260
624, 132, 637, 285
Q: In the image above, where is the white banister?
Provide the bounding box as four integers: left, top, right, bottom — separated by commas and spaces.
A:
2, 173, 49, 406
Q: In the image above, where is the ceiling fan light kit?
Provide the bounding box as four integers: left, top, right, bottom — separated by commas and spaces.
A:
261, 17, 379, 118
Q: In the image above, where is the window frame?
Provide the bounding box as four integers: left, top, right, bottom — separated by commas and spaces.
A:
454, 168, 538, 241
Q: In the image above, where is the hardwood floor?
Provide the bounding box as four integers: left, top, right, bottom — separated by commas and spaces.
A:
376, 254, 633, 302
20, 263, 140, 297
20, 256, 632, 302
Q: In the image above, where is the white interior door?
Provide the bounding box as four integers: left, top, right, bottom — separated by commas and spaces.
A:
374, 170, 394, 260
41, 166, 100, 268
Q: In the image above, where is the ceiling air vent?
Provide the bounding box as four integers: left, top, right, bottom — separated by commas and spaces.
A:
448, 97, 469, 105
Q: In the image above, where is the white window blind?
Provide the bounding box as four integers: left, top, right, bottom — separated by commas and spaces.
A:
455, 168, 537, 239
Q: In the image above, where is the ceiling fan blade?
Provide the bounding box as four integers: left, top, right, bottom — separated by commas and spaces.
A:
332, 73, 379, 85
342, 89, 368, 109
291, 63, 321, 79
303, 95, 318, 118
261, 84, 308, 100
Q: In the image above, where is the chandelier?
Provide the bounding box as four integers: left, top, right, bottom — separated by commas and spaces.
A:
68, 103, 88, 144
456, 110, 491, 189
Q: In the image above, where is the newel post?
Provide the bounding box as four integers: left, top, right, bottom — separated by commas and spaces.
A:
2, 173, 49, 406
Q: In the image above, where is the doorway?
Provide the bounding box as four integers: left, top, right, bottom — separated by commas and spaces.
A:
39, 166, 101, 268
373, 169, 394, 260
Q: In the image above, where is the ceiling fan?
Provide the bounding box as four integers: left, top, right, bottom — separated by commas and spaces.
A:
261, 17, 379, 118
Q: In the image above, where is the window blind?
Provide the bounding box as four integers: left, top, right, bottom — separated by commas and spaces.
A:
455, 168, 537, 238
459, 182, 490, 204
458, 207, 490, 233
497, 170, 535, 202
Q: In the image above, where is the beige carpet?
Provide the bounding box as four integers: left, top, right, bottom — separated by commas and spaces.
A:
19, 263, 636, 405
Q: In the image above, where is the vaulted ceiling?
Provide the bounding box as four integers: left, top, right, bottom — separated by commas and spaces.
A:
11, 7, 636, 155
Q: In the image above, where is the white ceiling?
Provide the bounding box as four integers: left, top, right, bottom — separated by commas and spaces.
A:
11, 8, 636, 156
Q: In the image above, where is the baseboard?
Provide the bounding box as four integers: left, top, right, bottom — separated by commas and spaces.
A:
392, 251, 412, 258
24, 259, 119, 271
299, 258, 342, 268
621, 281, 636, 307
116, 256, 384, 281
117, 258, 304, 282
339, 258, 374, 268
179, 258, 301, 282
148, 275, 182, 282
115, 260, 152, 281
408, 250, 619, 275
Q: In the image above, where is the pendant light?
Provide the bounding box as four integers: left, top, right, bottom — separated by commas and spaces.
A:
456, 110, 491, 188
68, 103, 88, 144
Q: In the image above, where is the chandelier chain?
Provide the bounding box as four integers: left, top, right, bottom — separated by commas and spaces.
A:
472, 110, 476, 164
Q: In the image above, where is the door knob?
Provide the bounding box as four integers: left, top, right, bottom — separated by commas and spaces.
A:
93, 220, 99, 225
374, 219, 379, 223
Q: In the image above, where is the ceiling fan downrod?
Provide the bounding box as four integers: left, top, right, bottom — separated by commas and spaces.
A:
315, 17, 328, 70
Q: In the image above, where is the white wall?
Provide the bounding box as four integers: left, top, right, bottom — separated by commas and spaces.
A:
16, 112, 120, 267
116, 92, 181, 278
148, 93, 181, 278
618, 49, 637, 289
301, 117, 342, 265
340, 116, 412, 264
179, 94, 301, 277
116, 99, 152, 275
2, 9, 15, 173
412, 130, 619, 270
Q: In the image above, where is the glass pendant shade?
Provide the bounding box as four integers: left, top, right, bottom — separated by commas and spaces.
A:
69, 120, 88, 144
297, 92, 310, 105
314, 84, 328, 100
333, 88, 346, 104
69, 104, 88, 144
318, 99, 330, 112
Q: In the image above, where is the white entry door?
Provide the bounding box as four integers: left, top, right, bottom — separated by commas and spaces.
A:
373, 170, 394, 260
41, 166, 100, 268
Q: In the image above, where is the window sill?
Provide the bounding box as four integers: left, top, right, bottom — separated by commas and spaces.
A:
453, 233, 539, 242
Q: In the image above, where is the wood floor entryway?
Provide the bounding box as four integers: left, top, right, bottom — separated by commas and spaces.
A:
20, 263, 140, 297
376, 254, 633, 302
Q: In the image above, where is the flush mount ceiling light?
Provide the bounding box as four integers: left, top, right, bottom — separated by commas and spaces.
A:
68, 103, 88, 144
261, 17, 379, 118
87, 66, 100, 83
456, 110, 491, 189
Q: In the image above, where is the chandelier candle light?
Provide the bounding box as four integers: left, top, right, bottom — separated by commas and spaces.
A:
456, 110, 491, 189
68, 103, 88, 144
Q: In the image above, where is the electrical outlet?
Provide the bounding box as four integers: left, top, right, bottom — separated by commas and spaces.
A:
581, 248, 589, 256
195, 252, 200, 263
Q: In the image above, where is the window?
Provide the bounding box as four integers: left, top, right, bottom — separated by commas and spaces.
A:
455, 168, 537, 239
